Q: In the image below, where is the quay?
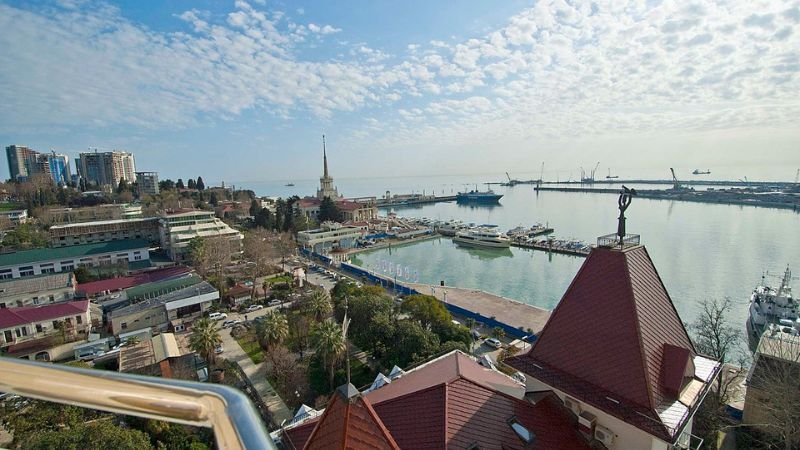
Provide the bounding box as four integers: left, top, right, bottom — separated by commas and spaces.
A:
510, 239, 590, 257
375, 194, 457, 207
534, 186, 800, 211
404, 282, 551, 336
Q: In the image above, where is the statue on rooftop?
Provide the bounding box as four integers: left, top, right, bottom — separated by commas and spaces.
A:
617, 186, 636, 246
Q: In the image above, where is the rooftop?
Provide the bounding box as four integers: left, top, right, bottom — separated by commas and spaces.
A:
0, 300, 89, 329
49, 217, 159, 230
0, 272, 74, 298
110, 281, 216, 318
76, 266, 191, 297
0, 239, 151, 267
507, 245, 720, 443
119, 333, 191, 372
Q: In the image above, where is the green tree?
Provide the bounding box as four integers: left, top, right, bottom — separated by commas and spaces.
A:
176, 179, 185, 189
318, 196, 341, 223
304, 289, 333, 322
187, 178, 196, 189
311, 319, 346, 389
249, 199, 260, 217
189, 318, 222, 365
27, 420, 154, 450
401, 294, 451, 330
159, 179, 175, 191
209, 192, 218, 206
491, 326, 506, 340
196, 176, 205, 190
385, 320, 440, 368
255, 207, 273, 229
256, 310, 289, 349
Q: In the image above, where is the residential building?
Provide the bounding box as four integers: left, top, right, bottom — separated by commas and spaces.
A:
337, 197, 378, 222
76, 150, 136, 187
506, 234, 720, 450
0, 300, 92, 353
108, 280, 218, 335
0, 239, 151, 279
743, 325, 800, 431
5, 145, 38, 180
296, 222, 364, 253
159, 210, 243, 262
33, 151, 71, 185
226, 284, 252, 307
0, 272, 76, 309
135, 171, 159, 197
49, 217, 160, 247
0, 209, 28, 226
44, 203, 143, 224
75, 266, 190, 298
281, 350, 592, 449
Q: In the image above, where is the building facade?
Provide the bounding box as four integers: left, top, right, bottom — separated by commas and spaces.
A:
316, 135, 340, 201
159, 210, 243, 262
0, 240, 151, 279
44, 203, 143, 225
0, 272, 76, 309
5, 145, 38, 180
76, 150, 136, 187
0, 300, 92, 352
0, 209, 28, 226
135, 171, 159, 197
33, 152, 71, 185
296, 222, 364, 253
49, 217, 161, 247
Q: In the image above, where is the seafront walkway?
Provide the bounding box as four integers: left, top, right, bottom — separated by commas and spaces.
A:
404, 283, 551, 335
219, 322, 294, 426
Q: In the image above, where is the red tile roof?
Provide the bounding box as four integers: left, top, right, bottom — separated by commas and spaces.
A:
0, 300, 89, 329
284, 351, 591, 450
507, 245, 697, 442
288, 384, 400, 450
76, 266, 191, 296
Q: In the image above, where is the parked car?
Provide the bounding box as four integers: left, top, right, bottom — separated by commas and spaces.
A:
208, 312, 228, 321
214, 345, 224, 354
246, 304, 263, 312
221, 320, 237, 328
484, 338, 503, 349
267, 299, 281, 307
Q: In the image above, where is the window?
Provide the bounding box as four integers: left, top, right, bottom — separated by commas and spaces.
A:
134, 254, 142, 261
3, 330, 12, 342
0, 302, 5, 309
60, 261, 75, 271
15, 327, 28, 337
36, 324, 43, 333
32, 296, 40, 305
120, 322, 128, 330
0, 269, 12, 280
19, 266, 34, 277
76, 315, 82, 325
508, 418, 534, 444
40, 263, 55, 274
49, 295, 55, 303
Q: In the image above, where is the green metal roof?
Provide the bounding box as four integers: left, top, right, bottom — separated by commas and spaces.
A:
125, 273, 202, 301
0, 239, 151, 267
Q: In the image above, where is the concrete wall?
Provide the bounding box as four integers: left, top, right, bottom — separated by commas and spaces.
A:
0, 286, 75, 309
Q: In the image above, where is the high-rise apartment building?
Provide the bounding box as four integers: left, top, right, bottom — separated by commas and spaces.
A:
76, 150, 136, 187
5, 145, 38, 180
135, 171, 159, 197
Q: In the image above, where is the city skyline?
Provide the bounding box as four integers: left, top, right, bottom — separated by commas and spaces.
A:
1, 0, 799, 182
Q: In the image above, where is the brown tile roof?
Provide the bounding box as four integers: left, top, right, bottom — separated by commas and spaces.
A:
284, 351, 592, 450
507, 245, 699, 442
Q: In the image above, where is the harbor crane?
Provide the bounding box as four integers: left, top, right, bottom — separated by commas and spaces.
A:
670, 168, 683, 191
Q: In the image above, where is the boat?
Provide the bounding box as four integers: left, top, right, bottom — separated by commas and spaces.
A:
746, 266, 799, 349
453, 228, 511, 248
437, 220, 465, 237
692, 169, 711, 175
285, 183, 295, 186
605, 168, 619, 179
456, 189, 503, 203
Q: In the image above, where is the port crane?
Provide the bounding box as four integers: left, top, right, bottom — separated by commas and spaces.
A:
606, 168, 618, 179
580, 162, 600, 183
669, 168, 686, 191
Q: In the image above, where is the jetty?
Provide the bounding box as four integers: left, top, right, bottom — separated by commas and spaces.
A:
404, 282, 550, 336
510, 239, 590, 257
376, 194, 457, 208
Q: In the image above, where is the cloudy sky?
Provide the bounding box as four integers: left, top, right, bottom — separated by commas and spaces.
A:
1, 0, 798, 183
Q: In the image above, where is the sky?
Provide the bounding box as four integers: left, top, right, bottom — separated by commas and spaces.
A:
1, 0, 799, 184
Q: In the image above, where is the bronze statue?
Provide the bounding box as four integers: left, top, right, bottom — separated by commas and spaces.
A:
617, 186, 636, 245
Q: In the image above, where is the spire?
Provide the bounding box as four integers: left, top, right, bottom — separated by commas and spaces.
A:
322, 134, 329, 178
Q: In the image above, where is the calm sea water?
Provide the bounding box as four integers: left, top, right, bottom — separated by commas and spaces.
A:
237, 174, 800, 333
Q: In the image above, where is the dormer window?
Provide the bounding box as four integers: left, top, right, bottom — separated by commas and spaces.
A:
508, 417, 535, 444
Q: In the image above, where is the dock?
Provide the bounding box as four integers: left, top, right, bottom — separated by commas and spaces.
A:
510, 240, 590, 257
376, 195, 457, 208
404, 282, 551, 335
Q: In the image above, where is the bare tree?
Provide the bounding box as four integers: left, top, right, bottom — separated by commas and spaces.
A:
243, 228, 278, 298
272, 232, 296, 271
692, 297, 746, 400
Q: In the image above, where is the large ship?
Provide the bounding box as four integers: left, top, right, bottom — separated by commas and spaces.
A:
746, 266, 799, 349
456, 189, 503, 203
452, 228, 511, 248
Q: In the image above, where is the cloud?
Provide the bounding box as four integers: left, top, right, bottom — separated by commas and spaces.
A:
308, 23, 341, 34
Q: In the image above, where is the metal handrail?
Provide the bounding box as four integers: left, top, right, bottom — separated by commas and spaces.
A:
0, 358, 275, 450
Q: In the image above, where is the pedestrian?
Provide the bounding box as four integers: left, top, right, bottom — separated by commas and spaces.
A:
245, 314, 248, 321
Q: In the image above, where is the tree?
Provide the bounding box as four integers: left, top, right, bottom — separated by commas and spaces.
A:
249, 199, 260, 217
691, 297, 745, 400
464, 318, 477, 353
176, 179, 185, 189
196, 176, 205, 190
491, 326, 506, 340
116, 179, 129, 194
256, 311, 289, 349
401, 294, 451, 330
264, 343, 306, 402
209, 192, 218, 206
187, 237, 210, 277
159, 179, 175, 191
27, 420, 155, 450
187, 178, 196, 189
272, 232, 296, 270
384, 320, 440, 368
318, 196, 341, 223
189, 318, 222, 365
311, 319, 346, 389
304, 289, 333, 322
255, 207, 273, 229
243, 228, 278, 297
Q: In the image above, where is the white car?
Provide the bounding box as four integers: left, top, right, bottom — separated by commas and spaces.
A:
214, 345, 224, 354
246, 304, 263, 312
267, 299, 281, 307
484, 338, 503, 349
208, 312, 228, 321
221, 320, 237, 328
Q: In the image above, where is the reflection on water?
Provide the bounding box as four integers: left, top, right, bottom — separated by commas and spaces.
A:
455, 245, 514, 260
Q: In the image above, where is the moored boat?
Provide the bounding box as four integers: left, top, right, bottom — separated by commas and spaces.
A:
746, 266, 799, 350
453, 228, 511, 248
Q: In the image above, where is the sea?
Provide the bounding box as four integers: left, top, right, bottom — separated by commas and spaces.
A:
233, 173, 800, 341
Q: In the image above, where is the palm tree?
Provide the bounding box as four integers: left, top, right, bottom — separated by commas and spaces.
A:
262, 280, 269, 301
311, 319, 346, 389
491, 326, 506, 340
257, 311, 289, 349
189, 318, 222, 365
304, 289, 333, 322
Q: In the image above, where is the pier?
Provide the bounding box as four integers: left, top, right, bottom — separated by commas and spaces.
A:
375, 195, 457, 208
510, 239, 590, 257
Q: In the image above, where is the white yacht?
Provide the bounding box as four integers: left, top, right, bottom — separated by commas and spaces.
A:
747, 266, 799, 348
438, 220, 465, 237
453, 228, 511, 248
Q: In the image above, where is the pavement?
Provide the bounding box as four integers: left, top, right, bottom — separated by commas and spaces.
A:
217, 308, 294, 426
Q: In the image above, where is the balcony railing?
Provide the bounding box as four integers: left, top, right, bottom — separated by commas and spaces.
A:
0, 357, 275, 449
596, 233, 640, 248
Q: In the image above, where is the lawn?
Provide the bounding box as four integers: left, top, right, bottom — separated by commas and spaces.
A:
266, 275, 292, 285
235, 334, 265, 364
